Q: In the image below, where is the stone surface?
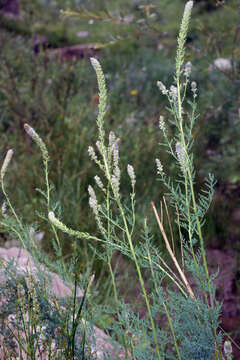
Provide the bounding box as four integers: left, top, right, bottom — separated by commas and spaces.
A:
207, 249, 240, 358
76, 31, 90, 38
0, 247, 83, 298
209, 58, 232, 72
47, 44, 100, 62
0, 0, 19, 16
0, 247, 125, 359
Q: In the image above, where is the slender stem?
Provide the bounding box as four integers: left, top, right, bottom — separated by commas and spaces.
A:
175, 50, 218, 349
117, 201, 162, 359
163, 302, 182, 360
147, 247, 181, 359
176, 74, 210, 300
1, 181, 23, 231
105, 183, 130, 359
163, 196, 175, 254
44, 159, 60, 248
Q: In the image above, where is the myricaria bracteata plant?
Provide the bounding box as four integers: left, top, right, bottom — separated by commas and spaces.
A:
0, 1, 235, 359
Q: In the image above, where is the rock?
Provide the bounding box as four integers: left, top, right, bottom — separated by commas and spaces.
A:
2, 238, 19, 249
209, 58, 233, 72
207, 249, 239, 318
232, 208, 240, 224
0, 247, 126, 359
2, 228, 44, 249
207, 248, 240, 359
116, 14, 134, 24
47, 44, 100, 62
0, 246, 84, 299
33, 34, 50, 54
157, 43, 164, 51
76, 30, 89, 38
0, 0, 19, 16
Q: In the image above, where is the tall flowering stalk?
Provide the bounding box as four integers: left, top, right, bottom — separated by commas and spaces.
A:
89, 57, 162, 359
48, 2, 225, 358
156, 1, 223, 358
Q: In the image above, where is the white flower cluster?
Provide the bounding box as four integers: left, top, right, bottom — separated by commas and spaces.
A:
157, 81, 178, 103
186, 0, 193, 11
156, 158, 164, 176
184, 61, 192, 78
1, 149, 14, 181
169, 85, 177, 102
175, 142, 187, 172
96, 140, 107, 160
112, 141, 119, 168
224, 340, 232, 358
88, 185, 100, 217
90, 57, 101, 72
191, 81, 197, 98
1, 201, 7, 216
24, 124, 49, 161
108, 131, 116, 149
94, 175, 106, 192
111, 171, 120, 198
159, 116, 165, 132
88, 144, 104, 170
88, 146, 97, 162
88, 127, 122, 199
127, 164, 136, 188
157, 81, 168, 95
111, 137, 121, 198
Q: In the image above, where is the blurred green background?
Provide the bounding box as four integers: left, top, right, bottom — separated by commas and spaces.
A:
0, 0, 239, 264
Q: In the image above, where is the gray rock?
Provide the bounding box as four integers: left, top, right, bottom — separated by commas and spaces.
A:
0, 0, 19, 17
209, 58, 233, 71
0, 0, 19, 14
0, 247, 126, 359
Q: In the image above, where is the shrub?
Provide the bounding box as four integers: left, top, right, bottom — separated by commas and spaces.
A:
0, 2, 235, 359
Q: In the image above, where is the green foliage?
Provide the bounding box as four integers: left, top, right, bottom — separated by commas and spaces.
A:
0, 258, 94, 359
0, 0, 239, 252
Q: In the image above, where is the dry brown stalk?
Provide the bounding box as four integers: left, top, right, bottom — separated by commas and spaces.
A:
151, 201, 195, 299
